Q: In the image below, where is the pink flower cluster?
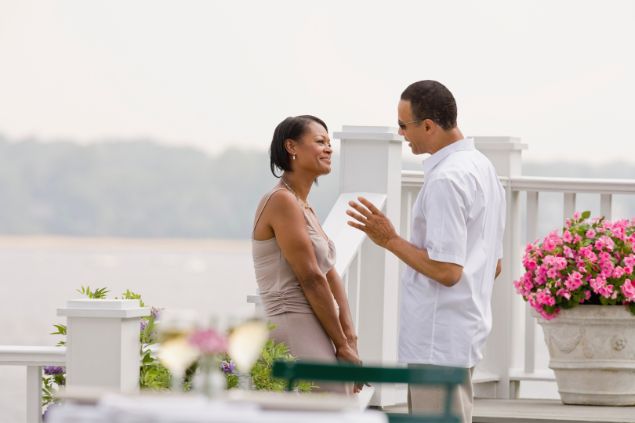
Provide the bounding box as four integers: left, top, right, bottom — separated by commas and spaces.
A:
514, 212, 635, 319
189, 328, 228, 355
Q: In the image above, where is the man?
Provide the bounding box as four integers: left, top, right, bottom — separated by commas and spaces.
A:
347, 80, 505, 422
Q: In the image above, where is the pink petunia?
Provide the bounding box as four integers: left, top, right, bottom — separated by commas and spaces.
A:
621, 279, 635, 301
556, 288, 571, 300
523, 257, 537, 271
536, 290, 556, 306
613, 266, 626, 279
565, 271, 583, 290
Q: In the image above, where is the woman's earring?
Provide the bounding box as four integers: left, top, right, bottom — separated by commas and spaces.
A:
291, 154, 296, 160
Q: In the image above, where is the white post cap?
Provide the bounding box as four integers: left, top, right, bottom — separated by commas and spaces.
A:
58, 299, 150, 318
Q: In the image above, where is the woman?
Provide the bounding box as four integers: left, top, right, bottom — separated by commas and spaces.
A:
252, 115, 360, 393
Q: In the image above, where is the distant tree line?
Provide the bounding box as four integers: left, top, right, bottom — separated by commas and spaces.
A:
0, 134, 632, 238
0, 135, 341, 238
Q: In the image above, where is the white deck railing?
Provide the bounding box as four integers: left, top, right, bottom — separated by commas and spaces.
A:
322, 192, 387, 331
0, 346, 66, 423
400, 170, 635, 398
503, 175, 635, 397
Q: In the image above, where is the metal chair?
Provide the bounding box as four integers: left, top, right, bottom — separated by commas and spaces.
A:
272, 360, 467, 423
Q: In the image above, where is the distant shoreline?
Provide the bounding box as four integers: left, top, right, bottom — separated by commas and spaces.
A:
0, 235, 251, 252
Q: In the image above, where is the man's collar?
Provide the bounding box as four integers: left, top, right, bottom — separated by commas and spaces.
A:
422, 138, 474, 173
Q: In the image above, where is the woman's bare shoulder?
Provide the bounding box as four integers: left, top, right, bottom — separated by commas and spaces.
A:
255, 187, 300, 221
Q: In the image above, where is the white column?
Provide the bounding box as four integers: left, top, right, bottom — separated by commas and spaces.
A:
473, 136, 527, 398
58, 299, 150, 393
333, 126, 403, 405
26, 366, 42, 423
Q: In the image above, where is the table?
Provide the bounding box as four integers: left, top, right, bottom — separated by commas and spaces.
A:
46, 392, 388, 423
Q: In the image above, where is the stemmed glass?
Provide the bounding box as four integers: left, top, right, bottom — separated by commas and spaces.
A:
226, 310, 269, 390
156, 308, 201, 392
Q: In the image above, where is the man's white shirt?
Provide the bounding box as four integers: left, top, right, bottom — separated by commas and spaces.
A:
398, 138, 506, 368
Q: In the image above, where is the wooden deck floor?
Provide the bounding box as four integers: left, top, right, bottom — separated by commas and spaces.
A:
384, 399, 635, 423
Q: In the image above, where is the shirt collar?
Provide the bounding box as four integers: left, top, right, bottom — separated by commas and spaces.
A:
422, 138, 475, 174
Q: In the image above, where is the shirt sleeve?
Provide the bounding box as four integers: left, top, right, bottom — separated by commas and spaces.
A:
421, 177, 469, 266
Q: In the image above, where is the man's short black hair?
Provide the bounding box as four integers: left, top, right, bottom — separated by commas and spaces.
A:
269, 115, 328, 177
401, 80, 457, 130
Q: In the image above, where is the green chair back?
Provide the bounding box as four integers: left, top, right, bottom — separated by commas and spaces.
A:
272, 360, 467, 423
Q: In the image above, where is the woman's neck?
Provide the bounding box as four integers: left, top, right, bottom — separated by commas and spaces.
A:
280, 172, 312, 202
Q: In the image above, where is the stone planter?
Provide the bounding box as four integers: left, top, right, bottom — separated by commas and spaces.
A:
536, 305, 635, 405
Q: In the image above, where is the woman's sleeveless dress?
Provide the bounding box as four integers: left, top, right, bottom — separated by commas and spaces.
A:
252, 188, 344, 392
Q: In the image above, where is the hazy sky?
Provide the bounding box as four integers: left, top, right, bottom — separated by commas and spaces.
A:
1, 0, 634, 164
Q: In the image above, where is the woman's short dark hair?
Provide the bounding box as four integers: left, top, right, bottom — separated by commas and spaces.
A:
400, 80, 457, 130
269, 115, 328, 177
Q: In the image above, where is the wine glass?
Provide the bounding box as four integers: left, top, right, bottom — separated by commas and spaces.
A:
157, 308, 201, 392
226, 310, 269, 390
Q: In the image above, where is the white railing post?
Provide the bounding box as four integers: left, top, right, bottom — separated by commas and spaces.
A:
333, 126, 403, 405
26, 366, 42, 423
58, 299, 150, 393
473, 136, 527, 398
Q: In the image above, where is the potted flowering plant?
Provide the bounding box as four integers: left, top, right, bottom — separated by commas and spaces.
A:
514, 211, 635, 405
515, 211, 635, 318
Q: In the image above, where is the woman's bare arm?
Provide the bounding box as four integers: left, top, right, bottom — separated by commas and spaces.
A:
326, 268, 358, 350
265, 190, 359, 363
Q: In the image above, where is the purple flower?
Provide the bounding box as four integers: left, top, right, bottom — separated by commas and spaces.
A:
140, 320, 148, 332
150, 307, 161, 320
44, 366, 65, 376
220, 360, 235, 374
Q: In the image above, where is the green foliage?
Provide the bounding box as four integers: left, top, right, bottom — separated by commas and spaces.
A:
247, 338, 314, 392
120, 289, 145, 307
76, 286, 109, 299
139, 347, 171, 389
50, 324, 67, 347
42, 286, 313, 413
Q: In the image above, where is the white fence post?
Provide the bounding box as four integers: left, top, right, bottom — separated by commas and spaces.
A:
58, 299, 150, 393
26, 366, 42, 423
473, 136, 527, 398
333, 126, 403, 405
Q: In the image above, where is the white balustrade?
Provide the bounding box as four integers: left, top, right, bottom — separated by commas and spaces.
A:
398, 138, 635, 399
0, 346, 66, 423
1, 299, 149, 423
331, 126, 403, 406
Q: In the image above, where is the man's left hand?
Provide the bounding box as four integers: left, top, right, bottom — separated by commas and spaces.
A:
347, 197, 398, 248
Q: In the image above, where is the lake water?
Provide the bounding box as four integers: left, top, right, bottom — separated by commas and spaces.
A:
0, 237, 257, 422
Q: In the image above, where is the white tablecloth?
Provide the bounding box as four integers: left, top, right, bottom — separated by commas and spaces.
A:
46, 393, 388, 423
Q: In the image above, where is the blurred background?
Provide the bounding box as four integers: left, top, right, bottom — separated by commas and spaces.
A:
1, 1, 635, 421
